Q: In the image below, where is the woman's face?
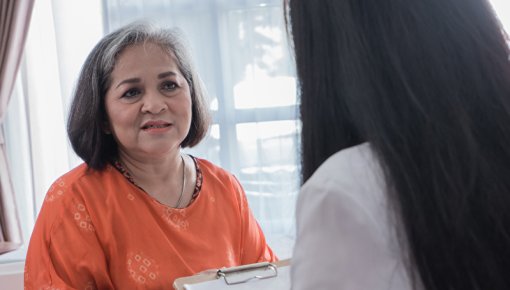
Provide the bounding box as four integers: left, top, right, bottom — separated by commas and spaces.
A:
104, 42, 192, 160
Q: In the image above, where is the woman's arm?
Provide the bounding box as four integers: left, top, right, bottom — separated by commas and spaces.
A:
25, 189, 114, 290
230, 176, 278, 265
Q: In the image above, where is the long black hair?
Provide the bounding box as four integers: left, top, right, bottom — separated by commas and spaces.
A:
288, 0, 510, 289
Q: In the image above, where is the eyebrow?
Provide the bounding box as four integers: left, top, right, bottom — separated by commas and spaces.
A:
115, 71, 178, 89
158, 71, 178, 79
115, 78, 140, 89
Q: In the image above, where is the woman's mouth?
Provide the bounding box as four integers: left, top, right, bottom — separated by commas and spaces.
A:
141, 121, 172, 133
142, 124, 171, 129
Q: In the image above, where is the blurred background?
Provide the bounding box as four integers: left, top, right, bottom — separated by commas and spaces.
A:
1, 0, 509, 267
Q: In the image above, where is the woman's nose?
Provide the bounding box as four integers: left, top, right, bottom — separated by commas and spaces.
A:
141, 91, 167, 114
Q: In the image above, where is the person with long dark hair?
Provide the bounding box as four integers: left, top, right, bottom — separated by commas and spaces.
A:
286, 0, 510, 289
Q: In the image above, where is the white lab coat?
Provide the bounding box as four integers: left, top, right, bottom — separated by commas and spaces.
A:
291, 143, 418, 290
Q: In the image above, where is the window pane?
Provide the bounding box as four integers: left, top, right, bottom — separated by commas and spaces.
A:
234, 76, 296, 109
184, 124, 221, 166
235, 121, 299, 237
220, 3, 296, 109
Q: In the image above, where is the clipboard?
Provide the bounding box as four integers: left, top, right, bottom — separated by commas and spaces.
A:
173, 259, 291, 290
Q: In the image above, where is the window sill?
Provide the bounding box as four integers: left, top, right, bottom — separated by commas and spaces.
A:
0, 247, 26, 265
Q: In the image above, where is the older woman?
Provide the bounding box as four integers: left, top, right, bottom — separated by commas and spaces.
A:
24, 22, 276, 289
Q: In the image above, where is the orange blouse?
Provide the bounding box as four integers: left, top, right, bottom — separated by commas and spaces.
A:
24, 158, 276, 289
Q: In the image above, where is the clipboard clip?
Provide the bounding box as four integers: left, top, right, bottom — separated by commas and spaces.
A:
216, 262, 278, 285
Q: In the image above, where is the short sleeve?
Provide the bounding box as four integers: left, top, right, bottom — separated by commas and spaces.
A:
231, 176, 278, 264
24, 185, 114, 290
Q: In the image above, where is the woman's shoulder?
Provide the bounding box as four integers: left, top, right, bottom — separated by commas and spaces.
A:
191, 156, 245, 203
301, 143, 386, 213
294, 143, 411, 290
44, 163, 89, 201
44, 162, 121, 203
48, 162, 115, 188
37, 163, 126, 229
35, 164, 100, 234
193, 156, 234, 180
321, 142, 376, 171
308, 143, 380, 185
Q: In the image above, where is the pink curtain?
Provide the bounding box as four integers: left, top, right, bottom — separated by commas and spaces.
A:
0, 0, 34, 254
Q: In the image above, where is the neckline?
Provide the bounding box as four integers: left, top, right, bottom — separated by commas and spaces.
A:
111, 154, 203, 208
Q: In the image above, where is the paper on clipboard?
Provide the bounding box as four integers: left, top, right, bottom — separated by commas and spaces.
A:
173, 259, 291, 290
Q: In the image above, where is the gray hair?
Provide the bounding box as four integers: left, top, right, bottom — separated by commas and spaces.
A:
100, 22, 197, 95
68, 21, 211, 170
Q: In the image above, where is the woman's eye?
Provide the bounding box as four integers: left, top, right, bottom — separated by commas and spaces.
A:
122, 88, 141, 98
161, 81, 177, 91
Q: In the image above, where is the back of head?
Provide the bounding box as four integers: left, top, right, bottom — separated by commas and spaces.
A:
288, 0, 510, 289
67, 22, 210, 170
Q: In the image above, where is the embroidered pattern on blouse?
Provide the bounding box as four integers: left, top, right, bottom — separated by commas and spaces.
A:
45, 177, 66, 202
127, 251, 160, 286
162, 208, 190, 230
112, 155, 203, 205
73, 202, 95, 233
